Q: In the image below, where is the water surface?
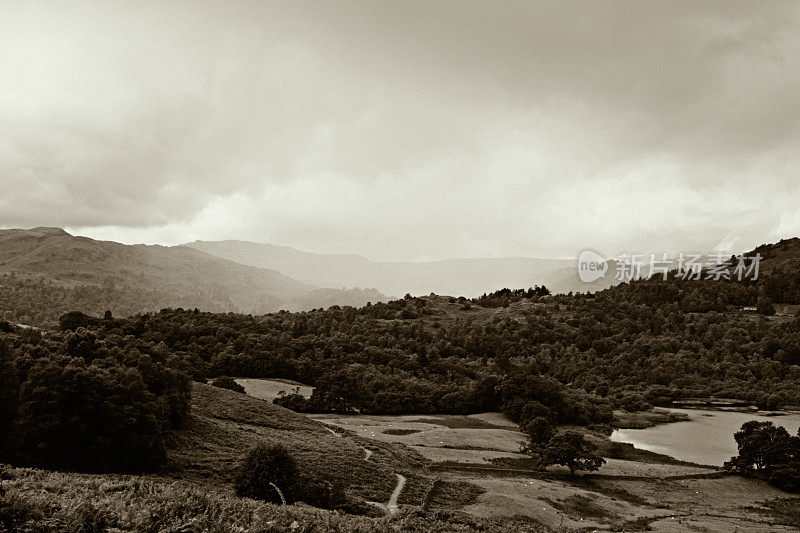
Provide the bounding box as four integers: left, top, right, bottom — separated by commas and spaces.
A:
610, 408, 800, 466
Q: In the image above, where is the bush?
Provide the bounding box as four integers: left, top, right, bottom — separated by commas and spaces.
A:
294, 472, 347, 509
211, 376, 246, 394
0, 489, 41, 531
234, 444, 297, 504
273, 393, 311, 412
769, 463, 800, 492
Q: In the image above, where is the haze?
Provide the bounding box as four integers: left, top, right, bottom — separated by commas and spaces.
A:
2, 1, 799, 261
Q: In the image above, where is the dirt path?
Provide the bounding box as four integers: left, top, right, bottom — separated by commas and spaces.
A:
322, 425, 341, 437
321, 423, 402, 511
387, 474, 406, 514
366, 473, 406, 515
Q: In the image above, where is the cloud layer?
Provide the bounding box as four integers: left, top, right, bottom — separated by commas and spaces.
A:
2, 1, 799, 260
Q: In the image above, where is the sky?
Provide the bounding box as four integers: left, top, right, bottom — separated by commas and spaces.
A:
2, 1, 799, 262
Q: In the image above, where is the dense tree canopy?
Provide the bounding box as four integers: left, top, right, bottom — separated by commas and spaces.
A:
0, 325, 190, 472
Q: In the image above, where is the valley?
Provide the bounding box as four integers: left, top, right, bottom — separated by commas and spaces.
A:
308, 397, 798, 531
224, 376, 800, 530
4, 236, 800, 531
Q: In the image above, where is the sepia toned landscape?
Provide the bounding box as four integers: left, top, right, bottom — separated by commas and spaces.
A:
4, 234, 800, 531
4, 2, 800, 532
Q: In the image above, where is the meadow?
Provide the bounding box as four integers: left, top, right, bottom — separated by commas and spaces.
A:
309, 406, 800, 531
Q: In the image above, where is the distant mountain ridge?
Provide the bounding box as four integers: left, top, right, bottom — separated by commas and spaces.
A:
185, 239, 617, 297
0, 228, 389, 325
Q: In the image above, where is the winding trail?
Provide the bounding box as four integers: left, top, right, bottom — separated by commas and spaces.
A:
366, 473, 407, 515
321, 422, 404, 514
386, 473, 406, 514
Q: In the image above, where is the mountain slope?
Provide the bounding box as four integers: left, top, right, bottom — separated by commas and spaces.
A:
0, 228, 389, 325
185, 239, 615, 297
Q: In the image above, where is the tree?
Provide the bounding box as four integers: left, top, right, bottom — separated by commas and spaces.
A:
729, 421, 793, 472
234, 444, 297, 504
540, 431, 605, 475
16, 358, 166, 472
725, 421, 800, 492
0, 341, 20, 458
757, 296, 776, 316
522, 417, 556, 452
59, 311, 99, 331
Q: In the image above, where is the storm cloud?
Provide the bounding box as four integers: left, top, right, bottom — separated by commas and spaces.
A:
2, 1, 799, 260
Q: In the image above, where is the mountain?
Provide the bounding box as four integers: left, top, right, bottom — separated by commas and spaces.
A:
0, 227, 388, 325
185, 240, 618, 297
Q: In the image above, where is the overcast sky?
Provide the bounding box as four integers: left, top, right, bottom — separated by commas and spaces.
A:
2, 1, 799, 261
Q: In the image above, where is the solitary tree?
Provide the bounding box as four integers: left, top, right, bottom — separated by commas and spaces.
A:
540, 431, 605, 475
727, 421, 793, 472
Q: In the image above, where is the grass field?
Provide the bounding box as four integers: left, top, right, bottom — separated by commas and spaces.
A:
310, 410, 800, 531
2, 383, 551, 532
235, 377, 314, 400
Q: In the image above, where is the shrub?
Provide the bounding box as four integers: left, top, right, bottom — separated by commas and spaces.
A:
273, 393, 311, 412
234, 444, 297, 504
211, 376, 246, 393
0, 489, 41, 531
294, 472, 347, 509
769, 463, 800, 492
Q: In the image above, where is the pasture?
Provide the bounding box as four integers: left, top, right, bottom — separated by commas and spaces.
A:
235, 377, 314, 400
309, 410, 800, 531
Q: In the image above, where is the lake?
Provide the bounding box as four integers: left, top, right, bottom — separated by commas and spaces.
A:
610, 408, 800, 466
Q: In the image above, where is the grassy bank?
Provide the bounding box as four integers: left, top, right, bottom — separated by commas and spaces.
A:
0, 466, 546, 532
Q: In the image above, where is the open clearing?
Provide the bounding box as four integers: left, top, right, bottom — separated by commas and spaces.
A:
235, 377, 314, 400
310, 413, 528, 452
310, 410, 800, 531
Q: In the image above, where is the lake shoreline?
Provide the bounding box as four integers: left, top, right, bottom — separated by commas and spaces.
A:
615, 405, 800, 431
610, 407, 800, 466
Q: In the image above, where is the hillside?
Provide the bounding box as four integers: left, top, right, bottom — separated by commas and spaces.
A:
168, 382, 426, 505
185, 239, 617, 297
748, 237, 800, 304
45, 234, 800, 417
0, 228, 389, 326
